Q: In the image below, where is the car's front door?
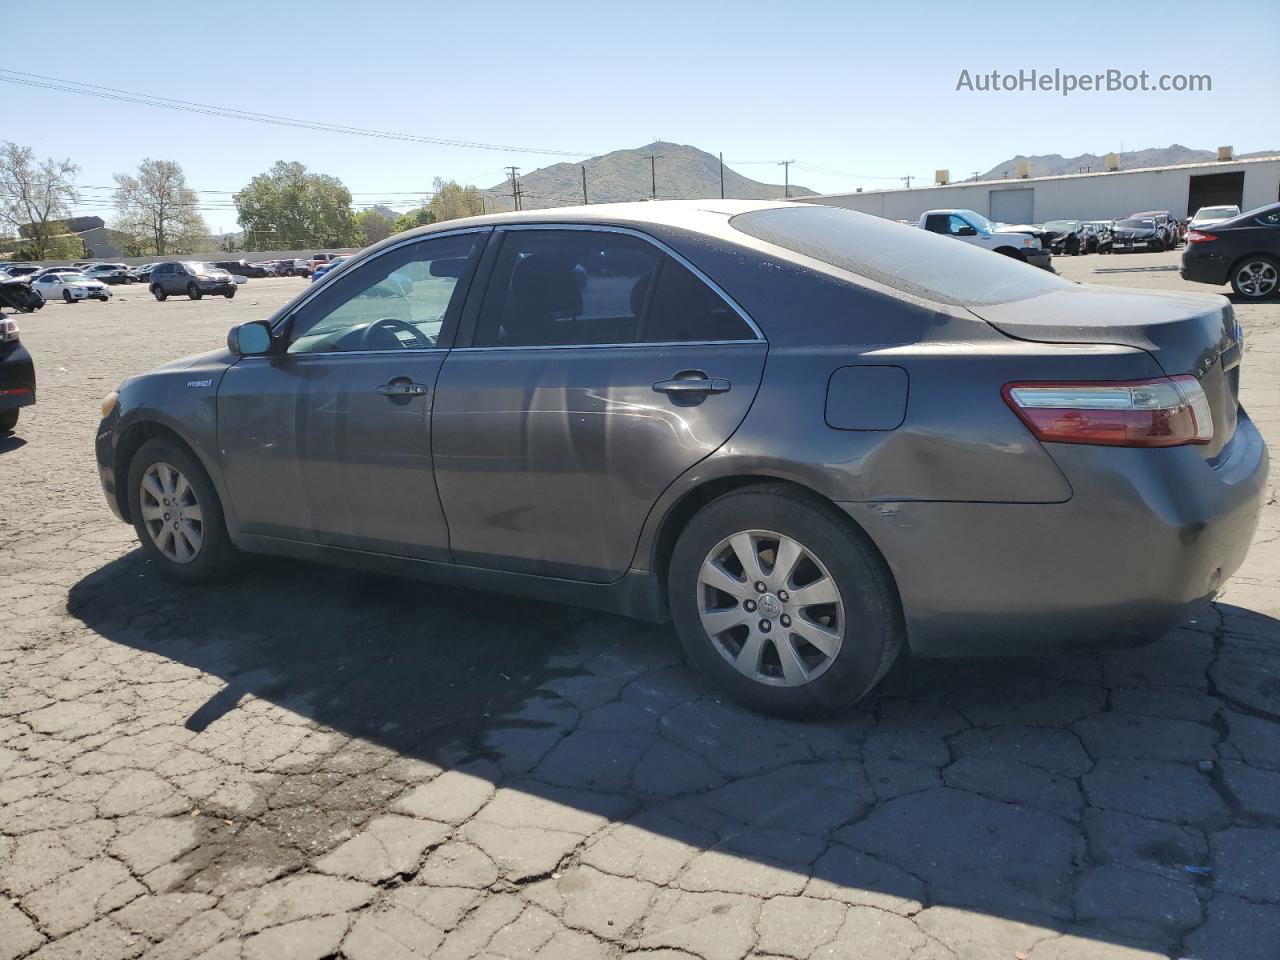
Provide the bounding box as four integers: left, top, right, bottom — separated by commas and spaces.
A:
432, 225, 768, 583
216, 229, 487, 559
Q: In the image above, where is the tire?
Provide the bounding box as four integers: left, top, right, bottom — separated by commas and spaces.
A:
224, 288, 236, 299
97, 296, 109, 302
127, 437, 236, 583
187, 283, 202, 301
667, 484, 903, 718
152, 285, 167, 302
0, 409, 17, 433
1230, 255, 1280, 300
63, 290, 74, 303
995, 247, 1024, 260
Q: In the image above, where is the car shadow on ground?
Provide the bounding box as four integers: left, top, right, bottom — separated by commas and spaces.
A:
0, 431, 27, 453
67, 547, 1279, 956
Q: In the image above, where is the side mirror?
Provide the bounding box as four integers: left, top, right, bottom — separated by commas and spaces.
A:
955, 225, 978, 236
228, 321, 273, 356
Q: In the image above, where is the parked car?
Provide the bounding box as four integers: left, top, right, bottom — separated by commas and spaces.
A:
1041, 220, 1085, 256
82, 263, 134, 284
310, 255, 350, 283
309, 252, 339, 272
212, 260, 267, 279
129, 263, 157, 284
93, 201, 1267, 718
919, 209, 1052, 269
1110, 217, 1164, 253
31, 271, 111, 303
1189, 205, 1242, 231
1079, 221, 1113, 254
0, 273, 44, 313
1129, 210, 1179, 249
1181, 202, 1280, 300
0, 316, 35, 433
149, 262, 237, 301
1, 264, 42, 278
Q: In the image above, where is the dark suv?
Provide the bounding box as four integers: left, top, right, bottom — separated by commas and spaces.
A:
149, 262, 236, 301
212, 260, 268, 279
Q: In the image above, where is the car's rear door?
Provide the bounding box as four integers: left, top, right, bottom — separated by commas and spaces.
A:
216, 229, 488, 559
432, 225, 767, 583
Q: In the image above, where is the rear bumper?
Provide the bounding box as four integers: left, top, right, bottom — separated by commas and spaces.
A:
1180, 247, 1230, 286
0, 343, 36, 412
842, 411, 1269, 657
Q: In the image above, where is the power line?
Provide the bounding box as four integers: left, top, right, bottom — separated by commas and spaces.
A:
0, 69, 594, 157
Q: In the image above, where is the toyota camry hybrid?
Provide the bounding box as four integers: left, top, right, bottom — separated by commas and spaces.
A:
94, 201, 1268, 717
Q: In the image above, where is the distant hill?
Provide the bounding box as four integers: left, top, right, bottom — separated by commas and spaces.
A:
482, 141, 813, 211
977, 144, 1280, 180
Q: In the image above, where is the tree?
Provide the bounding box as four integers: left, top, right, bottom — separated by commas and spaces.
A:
233, 161, 361, 249
0, 142, 77, 261
355, 209, 394, 245
393, 207, 436, 233
425, 178, 484, 223
112, 159, 209, 256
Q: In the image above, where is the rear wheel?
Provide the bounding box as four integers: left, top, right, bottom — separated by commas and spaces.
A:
152, 285, 167, 302
127, 438, 236, 583
1231, 256, 1280, 300
187, 283, 202, 300
668, 485, 903, 718
0, 409, 17, 433
63, 290, 73, 303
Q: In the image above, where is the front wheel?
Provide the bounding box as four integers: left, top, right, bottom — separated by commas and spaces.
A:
668, 485, 903, 718
152, 285, 167, 302
127, 438, 236, 583
0, 409, 17, 432
63, 290, 74, 303
1231, 256, 1280, 300
187, 283, 202, 300
224, 288, 236, 299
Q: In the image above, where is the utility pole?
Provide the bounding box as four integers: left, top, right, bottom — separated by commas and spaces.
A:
643, 153, 663, 199
902, 175, 913, 189
505, 166, 522, 211
719, 152, 725, 199
778, 159, 795, 198
581, 166, 588, 204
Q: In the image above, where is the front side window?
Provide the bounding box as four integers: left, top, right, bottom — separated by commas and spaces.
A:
287, 231, 481, 354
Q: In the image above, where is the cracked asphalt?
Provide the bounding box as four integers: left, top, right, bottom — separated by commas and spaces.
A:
1, 251, 1278, 960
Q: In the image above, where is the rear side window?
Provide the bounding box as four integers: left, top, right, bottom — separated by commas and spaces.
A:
731, 205, 1070, 307
473, 230, 754, 347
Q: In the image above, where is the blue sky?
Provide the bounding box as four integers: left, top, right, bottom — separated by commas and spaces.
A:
3, 0, 1275, 231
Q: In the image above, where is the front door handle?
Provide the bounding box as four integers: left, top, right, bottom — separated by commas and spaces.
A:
375, 379, 429, 397
653, 374, 732, 396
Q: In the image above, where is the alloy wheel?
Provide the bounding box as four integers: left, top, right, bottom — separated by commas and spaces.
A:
697, 529, 844, 687
1236, 261, 1278, 298
138, 461, 204, 563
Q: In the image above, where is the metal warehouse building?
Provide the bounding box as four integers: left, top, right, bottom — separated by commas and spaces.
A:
801, 155, 1280, 225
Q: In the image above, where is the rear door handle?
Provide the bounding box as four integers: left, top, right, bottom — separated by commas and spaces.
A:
653, 375, 731, 396
375, 379, 429, 397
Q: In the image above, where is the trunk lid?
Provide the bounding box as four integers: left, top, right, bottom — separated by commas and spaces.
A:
972, 286, 1241, 459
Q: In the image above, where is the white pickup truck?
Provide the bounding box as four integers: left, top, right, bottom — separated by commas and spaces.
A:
919, 209, 1052, 270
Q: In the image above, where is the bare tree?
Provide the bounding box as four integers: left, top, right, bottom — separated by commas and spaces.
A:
0, 142, 78, 260
112, 159, 208, 255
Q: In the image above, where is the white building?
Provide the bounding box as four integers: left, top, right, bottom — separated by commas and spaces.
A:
801, 155, 1280, 225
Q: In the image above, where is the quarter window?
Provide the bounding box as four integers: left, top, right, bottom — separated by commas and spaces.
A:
287, 232, 481, 354
642, 258, 754, 342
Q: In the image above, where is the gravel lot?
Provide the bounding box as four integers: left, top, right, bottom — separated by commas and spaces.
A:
1, 252, 1278, 960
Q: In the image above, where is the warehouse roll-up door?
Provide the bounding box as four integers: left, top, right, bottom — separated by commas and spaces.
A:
989, 188, 1034, 225
1187, 172, 1245, 218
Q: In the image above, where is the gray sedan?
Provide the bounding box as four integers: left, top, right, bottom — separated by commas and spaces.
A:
94, 201, 1268, 717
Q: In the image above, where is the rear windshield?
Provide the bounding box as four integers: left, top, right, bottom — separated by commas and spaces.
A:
730, 205, 1069, 307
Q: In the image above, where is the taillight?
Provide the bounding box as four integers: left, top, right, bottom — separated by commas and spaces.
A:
1186, 230, 1216, 243
1003, 376, 1213, 447
1, 319, 18, 343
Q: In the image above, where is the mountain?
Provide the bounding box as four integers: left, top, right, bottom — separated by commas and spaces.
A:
976, 144, 1280, 181
481, 141, 813, 211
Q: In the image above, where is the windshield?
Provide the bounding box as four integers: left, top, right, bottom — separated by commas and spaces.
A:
731, 205, 1070, 307
1042, 220, 1079, 231
957, 209, 996, 233
1195, 206, 1238, 219
1116, 218, 1154, 229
